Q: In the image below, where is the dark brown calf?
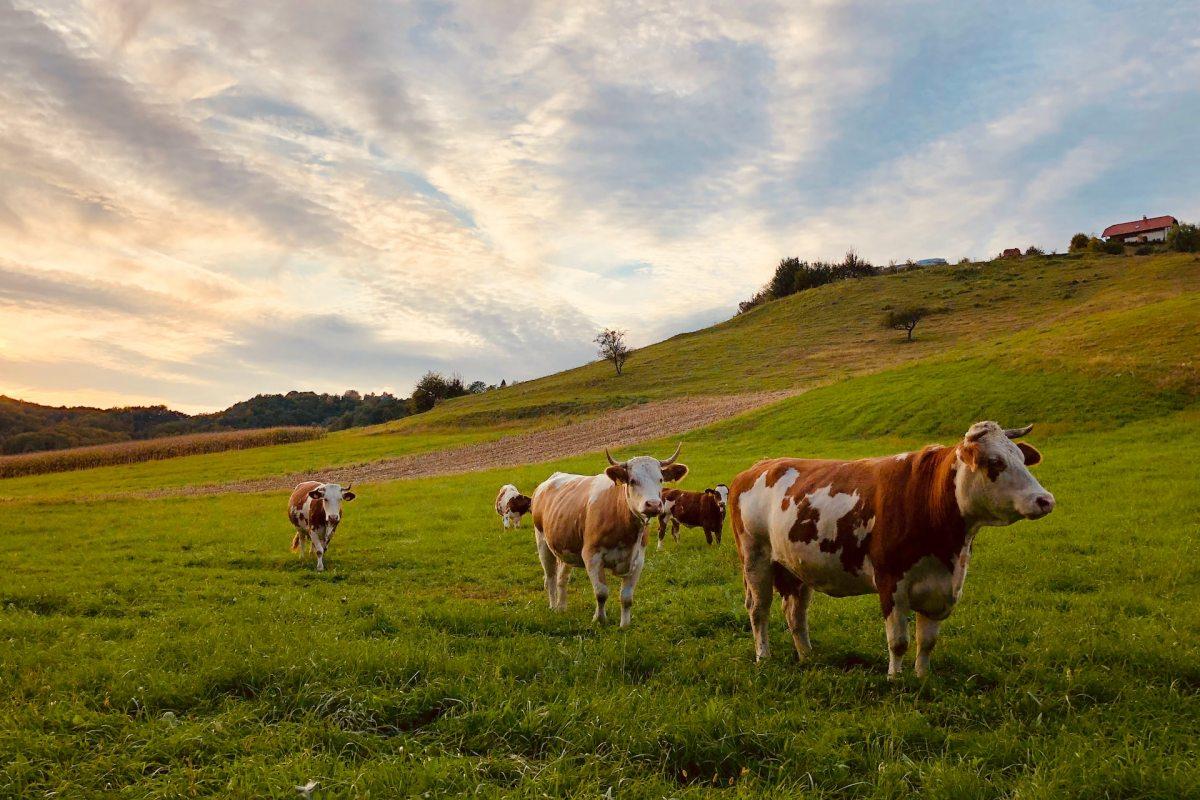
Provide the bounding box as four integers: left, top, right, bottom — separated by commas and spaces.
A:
657, 484, 728, 547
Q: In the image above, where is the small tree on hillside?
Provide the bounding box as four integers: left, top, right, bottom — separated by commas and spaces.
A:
594, 328, 631, 375
884, 306, 932, 341
1069, 232, 1090, 252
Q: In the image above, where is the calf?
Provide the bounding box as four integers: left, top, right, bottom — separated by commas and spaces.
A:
531, 444, 688, 626
730, 421, 1054, 678
288, 481, 356, 572
657, 484, 728, 548
495, 484, 532, 529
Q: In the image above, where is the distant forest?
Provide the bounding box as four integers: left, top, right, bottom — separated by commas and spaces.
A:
0, 371, 506, 455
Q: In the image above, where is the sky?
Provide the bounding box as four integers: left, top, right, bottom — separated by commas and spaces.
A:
1, 1, 1198, 413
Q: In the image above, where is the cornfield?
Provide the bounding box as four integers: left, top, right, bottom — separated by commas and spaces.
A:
0, 426, 324, 479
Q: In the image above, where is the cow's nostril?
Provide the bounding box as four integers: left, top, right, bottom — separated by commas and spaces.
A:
1035, 495, 1055, 512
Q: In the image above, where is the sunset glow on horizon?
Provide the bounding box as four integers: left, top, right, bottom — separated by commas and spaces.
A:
2, 1, 1197, 413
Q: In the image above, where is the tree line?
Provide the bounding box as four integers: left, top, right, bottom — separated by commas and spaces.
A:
0, 369, 510, 455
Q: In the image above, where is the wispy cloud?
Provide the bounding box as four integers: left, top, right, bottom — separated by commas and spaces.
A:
1, 0, 1197, 411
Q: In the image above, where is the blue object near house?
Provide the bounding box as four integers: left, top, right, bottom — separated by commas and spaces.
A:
915, 258, 948, 266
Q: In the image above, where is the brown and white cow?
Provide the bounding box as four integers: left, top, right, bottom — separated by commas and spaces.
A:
657, 484, 728, 548
495, 484, 532, 529
730, 421, 1055, 678
531, 444, 688, 626
288, 481, 356, 572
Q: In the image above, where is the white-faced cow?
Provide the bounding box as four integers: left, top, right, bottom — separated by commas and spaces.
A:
288, 481, 356, 572
495, 484, 532, 529
730, 422, 1054, 678
531, 444, 688, 626
657, 484, 728, 548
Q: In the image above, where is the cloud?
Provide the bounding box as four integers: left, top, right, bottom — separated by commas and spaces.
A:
1, 0, 1197, 411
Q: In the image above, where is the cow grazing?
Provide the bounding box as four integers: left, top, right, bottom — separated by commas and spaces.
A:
288, 481, 356, 572
495, 484, 533, 529
531, 444, 688, 626
657, 484, 729, 548
730, 421, 1054, 678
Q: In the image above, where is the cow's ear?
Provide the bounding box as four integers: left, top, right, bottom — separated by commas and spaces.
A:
958, 444, 982, 472
605, 465, 629, 484
342, 491, 356, 502
704, 488, 719, 497
661, 463, 689, 483
1016, 442, 1042, 466
308, 488, 325, 499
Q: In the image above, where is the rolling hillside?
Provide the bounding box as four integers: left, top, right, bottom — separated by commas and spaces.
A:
2, 250, 1194, 501
402, 250, 1199, 428
2, 250, 1199, 797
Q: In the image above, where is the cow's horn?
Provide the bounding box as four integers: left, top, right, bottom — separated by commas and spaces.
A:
343, 483, 352, 492
659, 442, 682, 466
605, 448, 620, 466
1004, 424, 1034, 439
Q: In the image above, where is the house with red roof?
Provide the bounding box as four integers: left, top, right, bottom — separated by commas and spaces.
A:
1102, 215, 1177, 244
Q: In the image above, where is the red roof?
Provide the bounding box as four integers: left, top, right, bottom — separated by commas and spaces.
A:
1102, 215, 1177, 238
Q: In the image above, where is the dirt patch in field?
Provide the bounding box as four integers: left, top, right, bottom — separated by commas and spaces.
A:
141, 391, 793, 499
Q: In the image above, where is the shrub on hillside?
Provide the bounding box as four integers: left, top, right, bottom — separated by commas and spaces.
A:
1135, 245, 1153, 256
1166, 222, 1200, 253
409, 372, 469, 414
1088, 237, 1123, 255
1025, 246, 1045, 256
1069, 232, 1090, 252
738, 249, 879, 314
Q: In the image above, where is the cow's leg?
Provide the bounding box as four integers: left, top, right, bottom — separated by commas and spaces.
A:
704, 525, 713, 545
307, 527, 326, 572
657, 514, 667, 550
503, 513, 511, 530
292, 527, 307, 555
554, 561, 572, 611
583, 549, 609, 624
535, 528, 558, 610
914, 613, 941, 678
670, 519, 680, 543
744, 555, 774, 662
618, 544, 646, 628
885, 603, 910, 680
781, 583, 814, 658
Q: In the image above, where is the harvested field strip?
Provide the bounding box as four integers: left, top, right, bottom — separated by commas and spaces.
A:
138, 392, 793, 498
0, 426, 324, 478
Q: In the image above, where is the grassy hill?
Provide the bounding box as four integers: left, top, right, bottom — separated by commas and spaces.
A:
403, 251, 1199, 427
2, 250, 1194, 501
2, 250, 1199, 797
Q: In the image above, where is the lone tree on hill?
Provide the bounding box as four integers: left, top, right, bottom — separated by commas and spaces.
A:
883, 306, 932, 341
594, 328, 631, 375
1069, 232, 1090, 252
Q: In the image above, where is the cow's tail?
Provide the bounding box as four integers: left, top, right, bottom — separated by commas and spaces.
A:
290, 531, 303, 552
728, 476, 752, 608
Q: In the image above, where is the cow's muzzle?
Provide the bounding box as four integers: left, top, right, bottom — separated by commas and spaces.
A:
641, 499, 662, 516
1023, 493, 1055, 519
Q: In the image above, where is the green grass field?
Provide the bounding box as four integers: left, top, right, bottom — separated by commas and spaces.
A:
2, 252, 1199, 797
